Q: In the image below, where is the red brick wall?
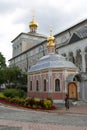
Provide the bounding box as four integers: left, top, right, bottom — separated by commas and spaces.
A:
27, 92, 63, 100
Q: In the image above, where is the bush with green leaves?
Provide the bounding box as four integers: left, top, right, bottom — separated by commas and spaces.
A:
24, 97, 31, 106
0, 92, 7, 100
29, 97, 35, 107
43, 99, 53, 108
9, 97, 25, 105
0, 91, 54, 109
33, 98, 40, 106
3, 88, 27, 98
17, 89, 27, 98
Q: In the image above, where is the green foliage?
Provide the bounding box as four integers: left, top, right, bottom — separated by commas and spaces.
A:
0, 92, 54, 109
29, 97, 35, 107
3, 89, 18, 98
4, 66, 22, 86
24, 98, 41, 107
43, 99, 53, 108
17, 73, 27, 85
24, 97, 31, 106
34, 98, 40, 106
9, 97, 25, 105
0, 66, 27, 88
18, 89, 27, 98
0, 69, 6, 85
0, 52, 6, 69
3, 88, 27, 98
0, 92, 7, 100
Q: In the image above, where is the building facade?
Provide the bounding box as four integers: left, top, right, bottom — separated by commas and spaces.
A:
9, 17, 47, 72
9, 18, 87, 100
28, 31, 80, 101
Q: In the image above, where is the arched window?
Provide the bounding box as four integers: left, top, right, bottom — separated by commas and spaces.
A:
85, 47, 87, 72
36, 80, 39, 91
61, 53, 66, 57
55, 79, 60, 91
44, 79, 46, 91
75, 49, 82, 71
68, 52, 75, 63
30, 81, 32, 91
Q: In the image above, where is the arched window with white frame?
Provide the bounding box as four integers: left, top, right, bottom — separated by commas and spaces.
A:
55, 79, 60, 91
44, 79, 46, 91
30, 81, 32, 91
36, 80, 39, 91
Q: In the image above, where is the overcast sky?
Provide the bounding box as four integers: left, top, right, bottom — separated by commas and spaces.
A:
0, 0, 87, 65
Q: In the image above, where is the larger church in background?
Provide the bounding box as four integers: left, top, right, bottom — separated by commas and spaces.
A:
9, 17, 87, 101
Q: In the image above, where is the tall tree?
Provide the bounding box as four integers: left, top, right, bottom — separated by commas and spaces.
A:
0, 52, 6, 69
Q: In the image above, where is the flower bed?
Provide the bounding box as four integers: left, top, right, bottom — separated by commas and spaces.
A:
0, 90, 56, 110
0, 99, 56, 110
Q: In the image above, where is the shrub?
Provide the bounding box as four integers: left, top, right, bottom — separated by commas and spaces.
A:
9, 97, 25, 105
0, 93, 55, 110
3, 89, 18, 98
3, 89, 26, 98
34, 98, 40, 106
47, 98, 53, 104
0, 92, 7, 100
17, 89, 27, 98
40, 99, 44, 107
29, 97, 35, 107
43, 99, 53, 108
24, 97, 31, 106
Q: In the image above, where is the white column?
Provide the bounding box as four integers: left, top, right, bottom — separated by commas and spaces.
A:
48, 71, 52, 92
81, 50, 86, 72
65, 53, 69, 61
73, 51, 76, 63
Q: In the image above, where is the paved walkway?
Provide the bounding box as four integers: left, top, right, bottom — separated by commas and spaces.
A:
53, 104, 87, 115
0, 101, 87, 130
0, 120, 87, 130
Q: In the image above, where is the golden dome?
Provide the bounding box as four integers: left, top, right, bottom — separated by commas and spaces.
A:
29, 19, 38, 27
47, 25, 55, 47
47, 42, 55, 47
47, 35, 55, 43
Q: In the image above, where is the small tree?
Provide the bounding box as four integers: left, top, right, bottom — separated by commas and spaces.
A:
0, 52, 6, 69
0, 52, 6, 87
4, 67, 22, 87
6, 67, 27, 89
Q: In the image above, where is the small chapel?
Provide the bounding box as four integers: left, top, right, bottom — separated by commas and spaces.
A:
27, 27, 80, 101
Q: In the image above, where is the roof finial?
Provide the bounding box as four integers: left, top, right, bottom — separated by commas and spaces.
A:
47, 25, 55, 43
32, 9, 35, 21
47, 25, 56, 53
29, 10, 38, 32
50, 25, 53, 36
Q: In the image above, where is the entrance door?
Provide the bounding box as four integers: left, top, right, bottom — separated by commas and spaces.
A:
68, 82, 77, 99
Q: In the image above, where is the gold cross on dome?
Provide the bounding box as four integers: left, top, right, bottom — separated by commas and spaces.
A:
50, 25, 53, 36
32, 9, 35, 20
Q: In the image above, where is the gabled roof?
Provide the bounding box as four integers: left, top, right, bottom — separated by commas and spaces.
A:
75, 26, 87, 38
11, 32, 47, 42
57, 26, 87, 48
69, 26, 87, 44
54, 19, 87, 37
69, 33, 80, 44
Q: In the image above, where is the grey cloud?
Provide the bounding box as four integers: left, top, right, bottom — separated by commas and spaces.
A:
1, 0, 86, 36
0, 0, 19, 15
15, 3, 87, 36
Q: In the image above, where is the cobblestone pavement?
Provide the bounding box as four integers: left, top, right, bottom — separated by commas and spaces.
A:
0, 101, 87, 130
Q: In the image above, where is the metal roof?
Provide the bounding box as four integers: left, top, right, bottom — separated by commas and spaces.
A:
28, 53, 77, 72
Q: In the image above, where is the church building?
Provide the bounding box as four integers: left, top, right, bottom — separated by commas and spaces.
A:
9, 16, 87, 101
27, 28, 80, 101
